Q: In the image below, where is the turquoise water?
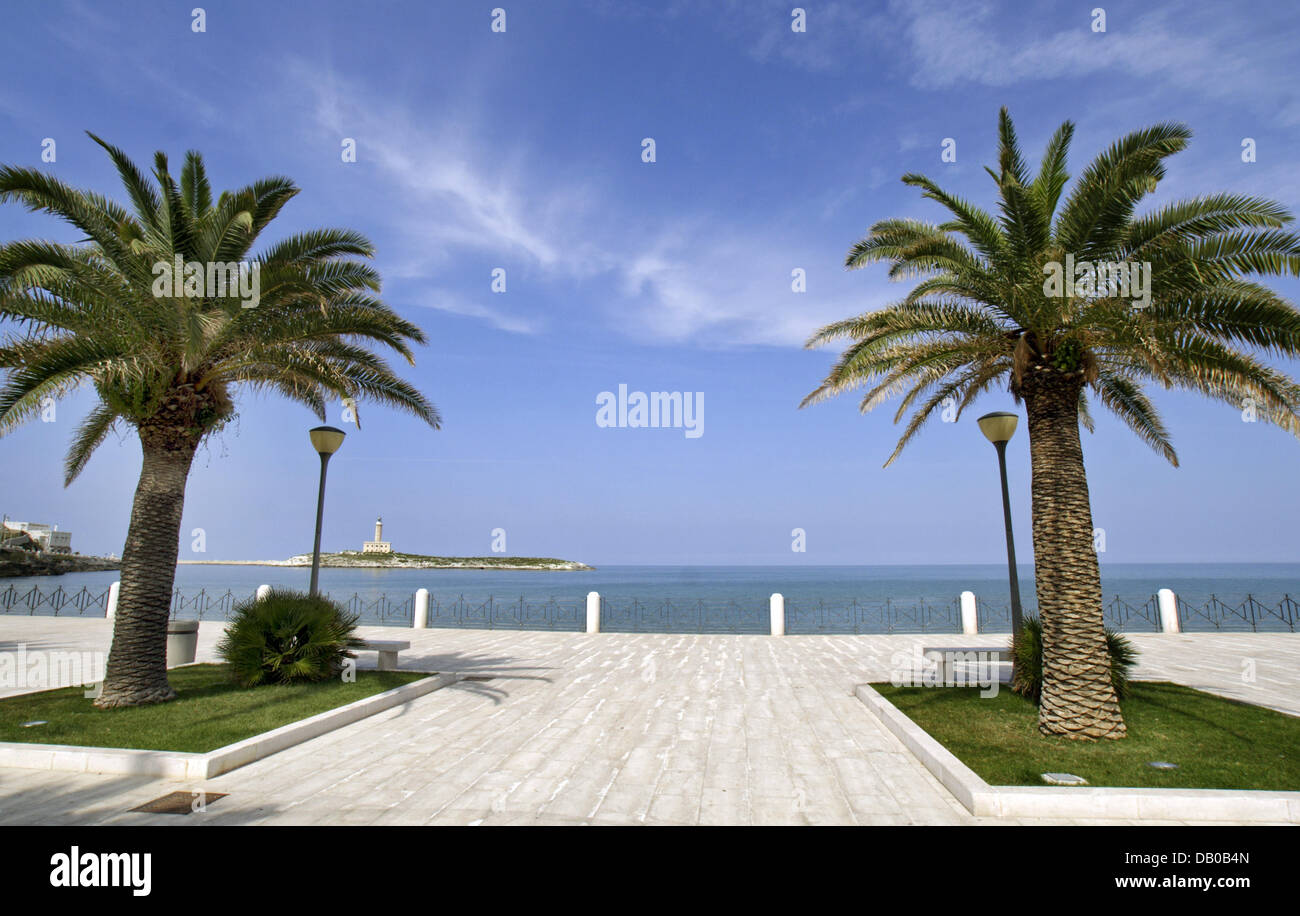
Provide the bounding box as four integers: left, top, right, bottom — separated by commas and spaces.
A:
3, 563, 1297, 632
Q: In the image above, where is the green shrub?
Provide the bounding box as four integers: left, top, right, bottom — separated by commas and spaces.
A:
217, 589, 362, 687
1010, 616, 1138, 704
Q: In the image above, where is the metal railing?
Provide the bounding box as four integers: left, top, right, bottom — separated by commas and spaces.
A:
1104, 594, 1162, 632
600, 598, 768, 634
0, 583, 114, 616
1176, 594, 1298, 632
169, 588, 247, 620
335, 592, 414, 625
786, 598, 962, 634
981, 594, 1171, 633
1, 582, 1295, 633
976, 599, 1012, 632
427, 595, 584, 630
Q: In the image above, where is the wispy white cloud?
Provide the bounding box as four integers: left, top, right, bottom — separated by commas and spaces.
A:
414, 291, 544, 336
893, 1, 1300, 126
286, 59, 875, 348
291, 62, 603, 337
615, 230, 886, 347
301, 64, 575, 272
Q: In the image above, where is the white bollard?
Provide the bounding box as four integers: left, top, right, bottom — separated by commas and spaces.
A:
255, 584, 271, 601
960, 591, 979, 635
105, 580, 120, 620
1157, 588, 1180, 634
770, 593, 785, 636
586, 591, 601, 634
413, 588, 429, 628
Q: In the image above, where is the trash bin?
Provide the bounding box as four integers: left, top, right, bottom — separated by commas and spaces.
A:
166, 619, 200, 668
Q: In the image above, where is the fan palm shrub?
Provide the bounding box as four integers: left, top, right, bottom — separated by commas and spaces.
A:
1010, 616, 1137, 705
803, 108, 1300, 739
217, 589, 362, 686
0, 135, 440, 707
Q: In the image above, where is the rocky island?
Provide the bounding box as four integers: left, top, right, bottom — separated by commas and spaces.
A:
179, 518, 593, 570
181, 551, 594, 571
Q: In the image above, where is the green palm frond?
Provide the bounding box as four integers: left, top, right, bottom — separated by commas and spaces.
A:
900, 172, 1008, 265
804, 109, 1300, 468
259, 229, 375, 266
1056, 121, 1192, 255
0, 138, 439, 480
87, 132, 163, 230
1029, 120, 1074, 219
180, 149, 213, 216
884, 359, 1009, 466
1122, 193, 1292, 260
64, 401, 122, 485
0, 165, 148, 287
1092, 373, 1177, 465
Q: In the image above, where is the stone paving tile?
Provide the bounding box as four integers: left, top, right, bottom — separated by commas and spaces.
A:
0, 618, 1296, 825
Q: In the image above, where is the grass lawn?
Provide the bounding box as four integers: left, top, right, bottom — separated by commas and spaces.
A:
874, 681, 1300, 791
0, 664, 430, 753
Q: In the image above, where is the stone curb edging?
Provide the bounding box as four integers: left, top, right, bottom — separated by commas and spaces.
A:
854, 683, 1300, 824
0, 672, 462, 781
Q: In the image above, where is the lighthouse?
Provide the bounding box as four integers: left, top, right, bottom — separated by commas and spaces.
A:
362, 515, 392, 554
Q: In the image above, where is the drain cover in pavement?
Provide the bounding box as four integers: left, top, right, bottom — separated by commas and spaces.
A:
132, 791, 228, 815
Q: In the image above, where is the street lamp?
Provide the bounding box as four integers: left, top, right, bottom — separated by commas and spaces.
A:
977, 412, 1024, 636
308, 426, 346, 597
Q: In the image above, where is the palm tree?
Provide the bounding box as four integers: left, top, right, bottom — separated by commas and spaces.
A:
0, 135, 440, 707
803, 109, 1300, 739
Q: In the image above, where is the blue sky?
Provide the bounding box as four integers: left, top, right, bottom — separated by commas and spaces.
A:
1, 0, 1299, 565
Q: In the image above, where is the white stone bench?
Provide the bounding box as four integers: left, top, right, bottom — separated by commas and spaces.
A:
355, 639, 410, 671
921, 645, 1012, 685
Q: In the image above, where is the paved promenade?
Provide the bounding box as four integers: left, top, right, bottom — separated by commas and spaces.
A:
0, 618, 1296, 825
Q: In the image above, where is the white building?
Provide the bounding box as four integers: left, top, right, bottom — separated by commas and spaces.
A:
362, 516, 391, 554
4, 521, 72, 554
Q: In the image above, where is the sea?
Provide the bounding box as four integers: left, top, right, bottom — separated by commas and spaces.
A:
2, 563, 1297, 633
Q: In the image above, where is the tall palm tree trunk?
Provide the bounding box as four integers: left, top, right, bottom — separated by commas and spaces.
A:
1022, 369, 1126, 739
94, 425, 198, 708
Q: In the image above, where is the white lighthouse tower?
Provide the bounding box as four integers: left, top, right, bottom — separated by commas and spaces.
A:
362, 515, 392, 554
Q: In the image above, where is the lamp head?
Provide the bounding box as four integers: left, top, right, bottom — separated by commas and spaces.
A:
977, 411, 1018, 444
309, 425, 346, 456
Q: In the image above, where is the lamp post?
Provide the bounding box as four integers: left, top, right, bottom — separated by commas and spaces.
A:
977, 412, 1024, 636
308, 426, 346, 597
